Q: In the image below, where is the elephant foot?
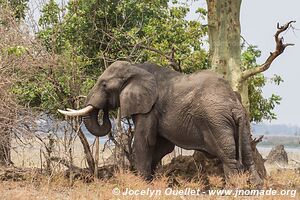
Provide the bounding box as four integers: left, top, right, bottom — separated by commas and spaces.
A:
249, 165, 264, 189
139, 171, 153, 183
145, 175, 154, 183
249, 168, 264, 188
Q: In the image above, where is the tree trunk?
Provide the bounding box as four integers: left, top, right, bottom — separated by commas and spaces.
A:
0, 97, 13, 167
206, 0, 266, 178
94, 137, 99, 177
74, 99, 95, 174
105, 109, 134, 169
77, 127, 95, 173
207, 0, 250, 110
114, 109, 129, 168
0, 130, 11, 167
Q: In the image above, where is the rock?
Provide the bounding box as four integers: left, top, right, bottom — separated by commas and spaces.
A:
266, 145, 288, 165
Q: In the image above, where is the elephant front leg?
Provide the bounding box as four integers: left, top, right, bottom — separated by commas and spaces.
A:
151, 136, 175, 175
132, 113, 157, 181
133, 134, 155, 180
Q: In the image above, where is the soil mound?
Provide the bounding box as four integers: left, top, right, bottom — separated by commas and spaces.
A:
159, 152, 224, 181
266, 145, 288, 165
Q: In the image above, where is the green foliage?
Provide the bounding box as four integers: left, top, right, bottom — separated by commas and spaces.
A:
38, 0, 60, 27
37, 0, 65, 53
13, 0, 208, 114
37, 0, 208, 72
242, 46, 283, 122
11, 46, 95, 115
0, 0, 29, 20
12, 76, 57, 110
10, 0, 281, 123
139, 5, 209, 72
5, 45, 27, 56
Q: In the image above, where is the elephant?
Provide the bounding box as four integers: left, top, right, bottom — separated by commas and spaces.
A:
58, 61, 263, 186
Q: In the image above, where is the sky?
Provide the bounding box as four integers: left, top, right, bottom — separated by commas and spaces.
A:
186, 0, 300, 126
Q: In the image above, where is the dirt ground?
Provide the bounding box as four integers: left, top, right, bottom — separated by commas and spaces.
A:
1, 138, 299, 200
0, 168, 299, 200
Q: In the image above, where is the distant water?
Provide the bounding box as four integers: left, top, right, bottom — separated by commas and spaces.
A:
97, 137, 300, 154
35, 115, 300, 153
257, 145, 300, 153
87, 135, 109, 144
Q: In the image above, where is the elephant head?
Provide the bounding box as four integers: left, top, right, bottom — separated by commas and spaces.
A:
58, 61, 158, 137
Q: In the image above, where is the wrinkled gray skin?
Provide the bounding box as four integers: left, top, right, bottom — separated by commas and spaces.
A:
77, 61, 262, 186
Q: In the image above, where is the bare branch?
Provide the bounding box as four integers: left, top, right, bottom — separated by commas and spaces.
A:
132, 44, 182, 72
241, 21, 296, 81
252, 135, 264, 145
50, 156, 81, 170
291, 158, 300, 164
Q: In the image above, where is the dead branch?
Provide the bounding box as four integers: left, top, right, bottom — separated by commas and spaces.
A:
252, 135, 264, 145
77, 126, 95, 173
50, 156, 81, 171
0, 7, 46, 166
94, 137, 100, 177
241, 21, 296, 81
291, 158, 300, 164
108, 130, 134, 167
275, 162, 288, 169
133, 44, 182, 72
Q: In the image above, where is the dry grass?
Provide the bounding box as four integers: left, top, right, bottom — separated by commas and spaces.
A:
0, 168, 299, 200
6, 137, 300, 200
5, 141, 300, 200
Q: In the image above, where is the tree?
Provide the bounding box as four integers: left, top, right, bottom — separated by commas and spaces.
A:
12, 0, 208, 171
206, 0, 294, 113
0, 1, 29, 167
37, 0, 208, 73
0, 0, 29, 20
205, 0, 294, 177
8, 0, 293, 178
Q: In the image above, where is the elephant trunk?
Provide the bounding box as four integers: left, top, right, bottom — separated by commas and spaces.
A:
83, 108, 111, 137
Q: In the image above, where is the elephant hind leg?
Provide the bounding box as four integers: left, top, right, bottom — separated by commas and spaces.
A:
151, 136, 175, 174
240, 124, 264, 187
222, 159, 244, 178
221, 146, 244, 181
204, 123, 243, 180
234, 110, 264, 187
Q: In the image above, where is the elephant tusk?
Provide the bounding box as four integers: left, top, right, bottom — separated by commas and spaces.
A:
58, 105, 94, 117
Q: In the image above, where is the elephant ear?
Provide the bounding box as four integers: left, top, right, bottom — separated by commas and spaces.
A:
120, 67, 158, 118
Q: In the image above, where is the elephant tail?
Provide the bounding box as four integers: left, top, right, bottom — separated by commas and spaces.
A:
232, 108, 247, 166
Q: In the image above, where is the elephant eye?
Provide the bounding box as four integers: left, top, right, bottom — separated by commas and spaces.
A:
100, 80, 107, 88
